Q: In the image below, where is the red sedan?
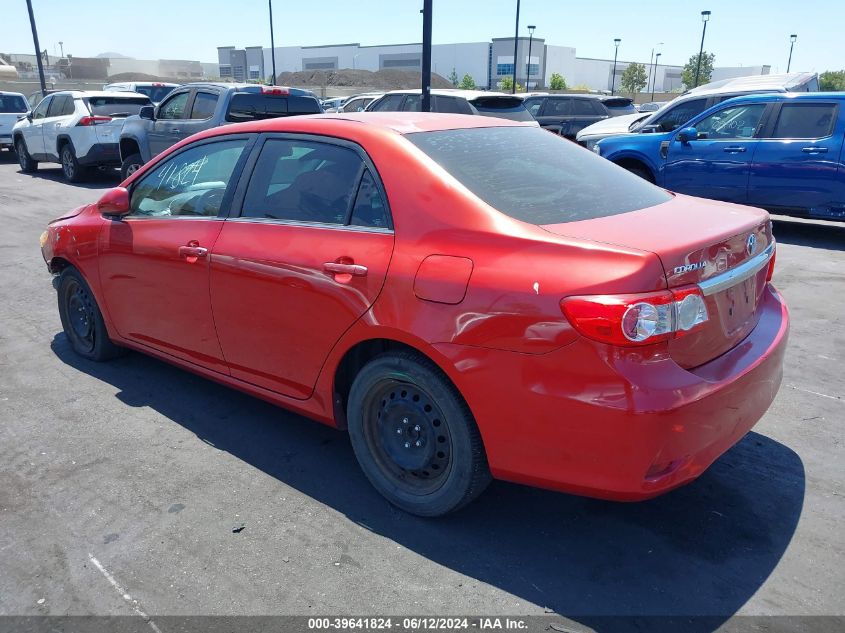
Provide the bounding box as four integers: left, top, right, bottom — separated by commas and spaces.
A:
40, 113, 789, 516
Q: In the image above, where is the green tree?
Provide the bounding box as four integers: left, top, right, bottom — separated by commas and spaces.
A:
499, 76, 523, 92
549, 72, 567, 90
448, 68, 459, 87
459, 73, 477, 90
819, 70, 845, 91
620, 63, 647, 96
681, 51, 716, 89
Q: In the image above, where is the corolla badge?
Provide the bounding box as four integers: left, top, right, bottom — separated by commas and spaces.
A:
674, 261, 706, 275
746, 233, 757, 255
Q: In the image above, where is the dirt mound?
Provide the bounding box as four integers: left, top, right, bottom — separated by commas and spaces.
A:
276, 68, 453, 89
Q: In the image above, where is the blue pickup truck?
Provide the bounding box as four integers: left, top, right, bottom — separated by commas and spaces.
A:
595, 92, 845, 220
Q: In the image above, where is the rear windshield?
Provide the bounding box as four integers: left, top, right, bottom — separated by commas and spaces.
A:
469, 97, 534, 121
407, 126, 671, 224
226, 93, 321, 122
603, 98, 636, 114
85, 96, 151, 117
0, 95, 28, 113
133, 86, 176, 103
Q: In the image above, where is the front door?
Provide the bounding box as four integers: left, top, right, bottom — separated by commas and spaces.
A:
210, 135, 394, 399
98, 136, 252, 372
148, 89, 193, 158
23, 95, 51, 156
662, 102, 768, 203
748, 100, 845, 218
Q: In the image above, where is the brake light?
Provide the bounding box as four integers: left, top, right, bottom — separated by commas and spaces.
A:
261, 86, 290, 95
766, 244, 777, 282
561, 285, 709, 347
77, 116, 112, 126
153, 82, 164, 86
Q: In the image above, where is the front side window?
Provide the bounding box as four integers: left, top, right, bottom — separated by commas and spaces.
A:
242, 139, 379, 225
524, 98, 544, 117
190, 92, 219, 120
129, 139, 248, 218
158, 91, 191, 120
769, 103, 837, 139
402, 95, 422, 112
32, 97, 51, 120
650, 98, 708, 132
407, 126, 670, 225
694, 104, 766, 140
370, 94, 404, 111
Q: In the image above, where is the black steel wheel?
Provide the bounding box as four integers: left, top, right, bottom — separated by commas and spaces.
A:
347, 351, 490, 516
57, 267, 125, 361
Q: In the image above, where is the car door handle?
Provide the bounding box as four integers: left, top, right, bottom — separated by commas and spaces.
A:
723, 146, 747, 153
802, 146, 828, 153
324, 262, 368, 276
178, 245, 208, 258
170, 128, 181, 134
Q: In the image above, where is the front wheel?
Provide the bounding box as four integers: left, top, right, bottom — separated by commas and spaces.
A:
120, 153, 144, 181
16, 138, 37, 172
347, 351, 491, 517
57, 267, 125, 361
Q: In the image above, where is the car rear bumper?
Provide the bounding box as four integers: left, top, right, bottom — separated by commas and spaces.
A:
79, 142, 120, 166
435, 283, 789, 501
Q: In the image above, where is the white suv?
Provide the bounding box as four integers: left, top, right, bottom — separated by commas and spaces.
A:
13, 91, 151, 182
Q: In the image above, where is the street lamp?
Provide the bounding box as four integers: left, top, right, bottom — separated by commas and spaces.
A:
651, 52, 661, 101
647, 42, 663, 97
610, 38, 621, 95
526, 25, 536, 91
511, 0, 521, 94
787, 34, 798, 73
693, 10, 711, 88
268, 0, 277, 83
59, 41, 64, 58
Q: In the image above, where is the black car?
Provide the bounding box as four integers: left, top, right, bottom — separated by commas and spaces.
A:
522, 94, 636, 139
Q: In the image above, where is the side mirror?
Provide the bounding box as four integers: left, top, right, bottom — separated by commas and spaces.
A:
677, 127, 699, 143
98, 187, 131, 217
139, 105, 155, 120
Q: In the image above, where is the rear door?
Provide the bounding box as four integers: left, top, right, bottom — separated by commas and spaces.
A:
149, 89, 193, 157
662, 102, 770, 202
42, 94, 74, 159
210, 134, 394, 398
748, 100, 845, 218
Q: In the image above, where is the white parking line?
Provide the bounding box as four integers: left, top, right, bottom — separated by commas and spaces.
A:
88, 553, 163, 633
786, 384, 841, 401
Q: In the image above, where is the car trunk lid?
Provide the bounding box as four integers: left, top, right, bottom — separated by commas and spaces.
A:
543, 194, 773, 368
83, 95, 150, 144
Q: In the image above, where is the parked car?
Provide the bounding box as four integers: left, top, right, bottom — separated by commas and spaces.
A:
0, 91, 29, 154
576, 72, 820, 150
13, 91, 152, 182
103, 82, 179, 105
366, 89, 534, 121
636, 101, 667, 113
321, 97, 346, 113
522, 94, 636, 139
119, 83, 322, 179
40, 112, 787, 516
595, 92, 845, 221
338, 92, 384, 113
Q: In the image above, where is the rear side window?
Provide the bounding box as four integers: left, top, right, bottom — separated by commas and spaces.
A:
47, 95, 70, 117
0, 95, 29, 113
370, 94, 405, 111
226, 93, 289, 122
769, 103, 837, 139
470, 97, 534, 121
241, 139, 365, 224
524, 98, 544, 117
190, 92, 219, 119
85, 96, 150, 116
350, 170, 390, 228
570, 99, 601, 115
434, 96, 473, 115
407, 126, 671, 224
402, 95, 422, 112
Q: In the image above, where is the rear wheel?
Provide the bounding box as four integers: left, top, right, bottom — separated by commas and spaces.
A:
57, 267, 125, 361
60, 144, 87, 183
120, 153, 144, 181
347, 351, 491, 516
16, 138, 37, 172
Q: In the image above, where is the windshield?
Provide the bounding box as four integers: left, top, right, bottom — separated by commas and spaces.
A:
407, 126, 671, 224
0, 95, 28, 113
84, 96, 151, 117
134, 86, 176, 103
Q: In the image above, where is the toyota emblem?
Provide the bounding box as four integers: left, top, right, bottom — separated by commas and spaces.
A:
746, 233, 757, 256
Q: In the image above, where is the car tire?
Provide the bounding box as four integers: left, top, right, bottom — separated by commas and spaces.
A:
15, 138, 37, 172
120, 153, 144, 181
347, 350, 491, 517
625, 165, 655, 183
57, 267, 125, 362
60, 144, 87, 183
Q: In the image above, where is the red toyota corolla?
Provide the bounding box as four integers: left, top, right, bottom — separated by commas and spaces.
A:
40, 113, 788, 516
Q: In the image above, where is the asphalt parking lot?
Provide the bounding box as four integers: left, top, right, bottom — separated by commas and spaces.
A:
0, 154, 843, 631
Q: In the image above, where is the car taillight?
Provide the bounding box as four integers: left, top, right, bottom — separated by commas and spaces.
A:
560, 285, 709, 347
77, 116, 112, 126
261, 86, 290, 95
766, 245, 777, 282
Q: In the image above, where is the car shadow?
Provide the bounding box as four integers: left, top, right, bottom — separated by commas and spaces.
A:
51, 334, 805, 631
13, 165, 120, 190
772, 216, 845, 251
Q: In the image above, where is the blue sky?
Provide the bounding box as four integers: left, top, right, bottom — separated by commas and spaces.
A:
6, 0, 842, 72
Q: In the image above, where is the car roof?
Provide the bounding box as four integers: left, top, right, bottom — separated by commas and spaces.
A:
49, 90, 149, 98
0, 91, 26, 97
381, 89, 520, 101
717, 91, 845, 106
684, 72, 817, 97
105, 81, 179, 87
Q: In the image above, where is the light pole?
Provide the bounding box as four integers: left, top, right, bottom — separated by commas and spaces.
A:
268, 0, 277, 83
610, 38, 621, 95
526, 25, 536, 91
59, 41, 64, 58
787, 34, 797, 72
421, 0, 432, 111
693, 10, 711, 88
648, 42, 663, 97
25, 0, 47, 94
651, 52, 661, 101
511, 0, 521, 94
